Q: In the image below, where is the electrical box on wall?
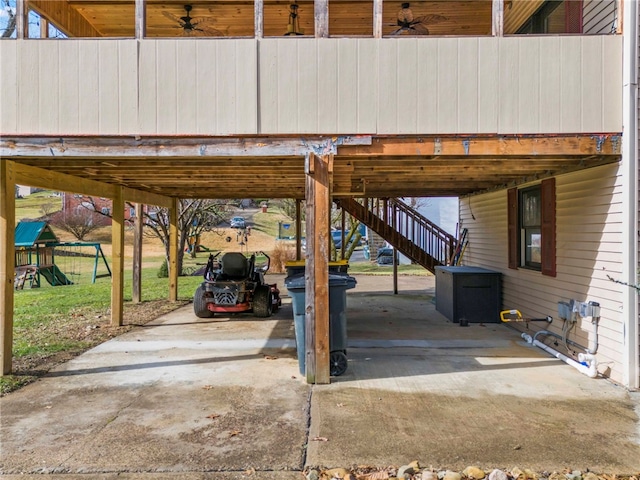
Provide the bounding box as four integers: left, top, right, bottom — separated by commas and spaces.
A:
558, 300, 600, 322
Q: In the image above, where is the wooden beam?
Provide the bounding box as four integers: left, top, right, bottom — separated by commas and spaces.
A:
1, 160, 16, 375
373, 0, 383, 38
13, 162, 172, 208
169, 198, 179, 303
132, 203, 143, 304
305, 152, 331, 385
1, 135, 372, 159
254, 0, 263, 38
123, 187, 173, 209
27, 0, 101, 37
295, 199, 302, 261
339, 135, 623, 157
15, 0, 25, 38
40, 17, 49, 38
15, 163, 117, 198
111, 187, 125, 327
492, 0, 504, 36
135, 0, 146, 39
314, 0, 329, 38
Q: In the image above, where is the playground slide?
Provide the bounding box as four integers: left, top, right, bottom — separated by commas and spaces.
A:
39, 265, 73, 286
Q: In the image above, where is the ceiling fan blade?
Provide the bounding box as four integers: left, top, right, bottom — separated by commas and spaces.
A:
162, 11, 184, 24
389, 27, 405, 36
415, 14, 448, 26
411, 23, 430, 35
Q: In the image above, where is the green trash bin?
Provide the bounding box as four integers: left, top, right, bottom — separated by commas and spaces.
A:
285, 273, 357, 376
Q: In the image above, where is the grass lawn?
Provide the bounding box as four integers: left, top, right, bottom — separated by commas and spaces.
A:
15, 190, 62, 221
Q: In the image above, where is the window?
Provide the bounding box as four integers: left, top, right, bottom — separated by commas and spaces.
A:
508, 178, 556, 276
520, 186, 541, 269
517, 0, 583, 34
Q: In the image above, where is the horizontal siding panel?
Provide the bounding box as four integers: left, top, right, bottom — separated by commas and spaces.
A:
582, 0, 617, 34
461, 165, 626, 384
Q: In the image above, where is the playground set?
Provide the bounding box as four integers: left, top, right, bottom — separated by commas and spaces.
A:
14, 221, 111, 290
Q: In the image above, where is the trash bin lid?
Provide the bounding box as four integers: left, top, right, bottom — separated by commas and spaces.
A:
285, 273, 357, 290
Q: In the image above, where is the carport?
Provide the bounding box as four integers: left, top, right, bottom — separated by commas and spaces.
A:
1, 134, 621, 383
0, 0, 630, 386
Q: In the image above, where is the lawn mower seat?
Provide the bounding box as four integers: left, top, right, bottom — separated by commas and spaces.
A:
220, 253, 249, 279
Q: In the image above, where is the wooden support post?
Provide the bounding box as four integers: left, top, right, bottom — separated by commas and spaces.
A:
132, 203, 143, 304
254, 0, 264, 38
169, 198, 179, 302
373, 0, 383, 38
393, 247, 398, 295
40, 17, 48, 38
295, 199, 302, 261
492, 0, 504, 36
111, 187, 125, 327
340, 208, 346, 260
135, 0, 146, 39
15, 0, 25, 38
1, 161, 16, 375
315, 0, 329, 38
305, 153, 331, 384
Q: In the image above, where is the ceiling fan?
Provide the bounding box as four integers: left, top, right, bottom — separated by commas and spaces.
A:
389, 2, 447, 35
162, 4, 223, 37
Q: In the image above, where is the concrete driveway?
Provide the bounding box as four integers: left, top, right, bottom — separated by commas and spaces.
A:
1, 274, 639, 478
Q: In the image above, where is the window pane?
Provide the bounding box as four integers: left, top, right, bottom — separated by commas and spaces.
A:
525, 230, 541, 266
522, 189, 540, 227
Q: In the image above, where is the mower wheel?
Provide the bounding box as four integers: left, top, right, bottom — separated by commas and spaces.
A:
253, 285, 273, 318
193, 285, 214, 318
330, 351, 348, 376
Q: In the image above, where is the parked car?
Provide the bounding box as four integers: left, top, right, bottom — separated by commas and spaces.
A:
376, 247, 395, 265
230, 216, 246, 228
331, 229, 362, 249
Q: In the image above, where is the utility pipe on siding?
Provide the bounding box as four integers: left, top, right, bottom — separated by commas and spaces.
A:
521, 333, 598, 378
622, 0, 639, 389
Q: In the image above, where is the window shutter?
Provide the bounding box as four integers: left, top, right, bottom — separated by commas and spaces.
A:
508, 188, 518, 269
541, 178, 556, 277
565, 0, 583, 34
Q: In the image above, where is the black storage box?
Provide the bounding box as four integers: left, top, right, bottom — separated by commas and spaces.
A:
435, 266, 502, 323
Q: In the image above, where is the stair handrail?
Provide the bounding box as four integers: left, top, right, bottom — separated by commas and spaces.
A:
340, 197, 458, 272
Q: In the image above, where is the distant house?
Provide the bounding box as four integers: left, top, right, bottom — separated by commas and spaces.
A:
62, 193, 141, 223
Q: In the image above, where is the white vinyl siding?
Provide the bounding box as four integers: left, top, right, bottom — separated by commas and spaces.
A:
0, 36, 623, 136
583, 0, 618, 35
460, 164, 626, 385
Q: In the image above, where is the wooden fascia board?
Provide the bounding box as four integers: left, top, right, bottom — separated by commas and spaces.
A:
1, 136, 372, 158
13, 163, 173, 208
27, 0, 101, 37
339, 135, 623, 157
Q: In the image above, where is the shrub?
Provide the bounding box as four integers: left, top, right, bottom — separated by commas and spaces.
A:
270, 242, 297, 273
157, 259, 168, 278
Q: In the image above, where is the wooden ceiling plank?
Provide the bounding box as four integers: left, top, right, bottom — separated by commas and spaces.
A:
28, 0, 102, 37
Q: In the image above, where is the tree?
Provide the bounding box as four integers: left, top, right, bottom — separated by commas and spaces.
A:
1, 0, 16, 38
80, 196, 229, 276
50, 208, 104, 241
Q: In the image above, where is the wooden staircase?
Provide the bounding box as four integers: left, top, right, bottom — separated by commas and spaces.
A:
337, 197, 457, 274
